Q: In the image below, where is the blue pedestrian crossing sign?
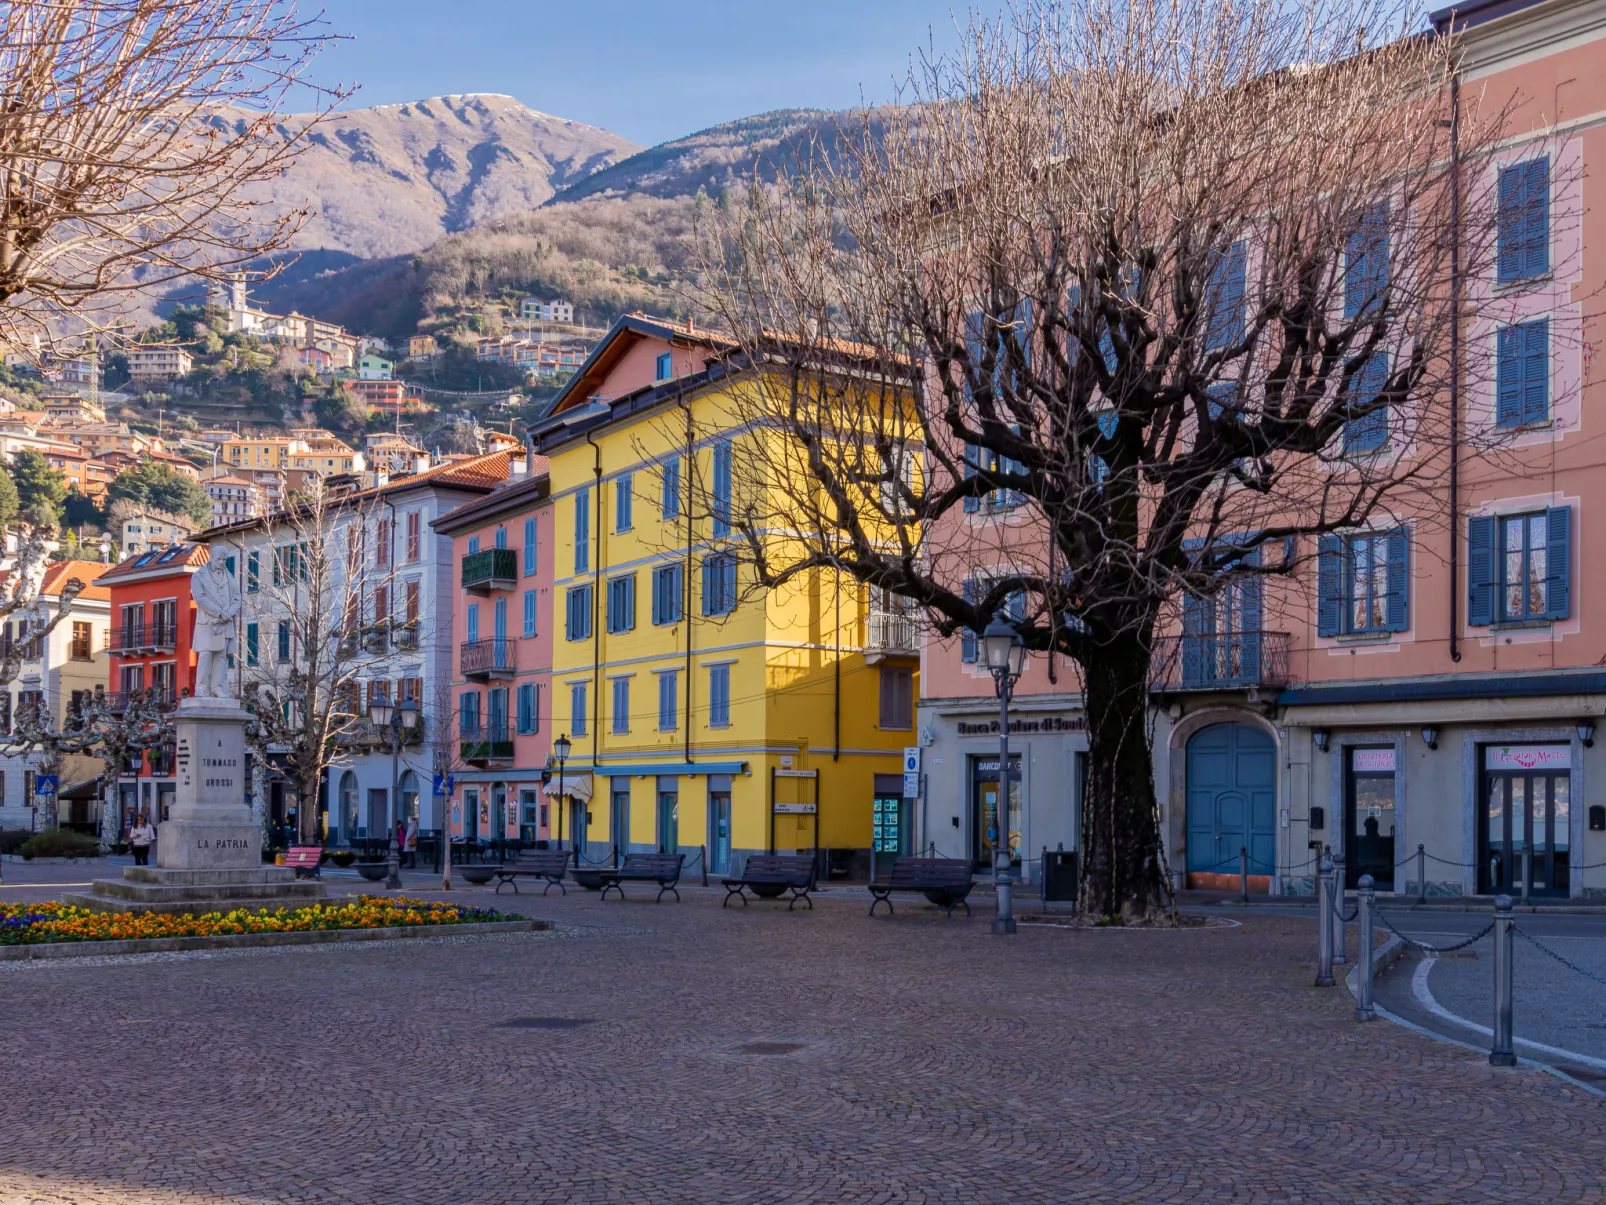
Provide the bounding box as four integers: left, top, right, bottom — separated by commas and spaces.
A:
432, 774, 454, 796
35, 774, 58, 796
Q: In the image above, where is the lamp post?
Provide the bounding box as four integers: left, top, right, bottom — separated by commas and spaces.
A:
981, 616, 1028, 935
368, 696, 420, 890
547, 732, 571, 857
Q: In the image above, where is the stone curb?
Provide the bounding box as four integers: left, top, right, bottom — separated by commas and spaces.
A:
1342, 933, 1406, 1001
0, 918, 550, 961
0, 855, 111, 864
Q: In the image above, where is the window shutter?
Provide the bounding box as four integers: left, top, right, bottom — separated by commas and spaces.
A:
1496, 325, 1522, 427
701, 558, 713, 616
1522, 318, 1549, 424
962, 443, 981, 513
1467, 515, 1497, 625
524, 517, 537, 574
1384, 527, 1410, 631
1525, 157, 1550, 279
1316, 535, 1343, 637
712, 440, 733, 536
1180, 593, 1210, 687
1545, 505, 1571, 620
624, 574, 636, 630
1497, 164, 1522, 283
961, 579, 979, 662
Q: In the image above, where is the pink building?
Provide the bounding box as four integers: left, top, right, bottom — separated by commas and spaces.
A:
433, 466, 555, 846
919, 0, 1606, 901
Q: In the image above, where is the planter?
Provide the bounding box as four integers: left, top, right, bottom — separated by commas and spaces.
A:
571, 868, 608, 891
330, 851, 357, 868
353, 862, 389, 882
458, 865, 496, 886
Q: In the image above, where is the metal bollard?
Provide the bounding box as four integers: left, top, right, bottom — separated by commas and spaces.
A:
1354, 875, 1376, 1021
1490, 894, 1517, 1067
1315, 850, 1335, 987
1490, 855, 1500, 893
1239, 845, 1249, 904
1331, 852, 1348, 965
1521, 846, 1532, 905
1417, 843, 1427, 906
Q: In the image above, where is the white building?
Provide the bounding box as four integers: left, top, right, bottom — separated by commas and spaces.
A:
519, 298, 574, 325
358, 354, 394, 381
205, 476, 265, 523
125, 348, 194, 380
121, 509, 197, 557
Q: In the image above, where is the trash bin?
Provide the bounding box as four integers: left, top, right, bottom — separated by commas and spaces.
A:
1041, 849, 1078, 902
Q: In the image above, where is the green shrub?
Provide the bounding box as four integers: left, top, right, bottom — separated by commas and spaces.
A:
18, 828, 103, 860
0, 829, 33, 855
330, 850, 356, 867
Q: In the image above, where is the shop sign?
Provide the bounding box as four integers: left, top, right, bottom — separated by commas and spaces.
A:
1351, 748, 1395, 773
1485, 745, 1571, 771
774, 802, 817, 814
957, 715, 1085, 736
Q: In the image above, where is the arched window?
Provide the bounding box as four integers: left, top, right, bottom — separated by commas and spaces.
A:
399, 771, 420, 823
338, 771, 359, 840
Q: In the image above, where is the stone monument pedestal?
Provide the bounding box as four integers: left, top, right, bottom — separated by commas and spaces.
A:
69, 697, 328, 915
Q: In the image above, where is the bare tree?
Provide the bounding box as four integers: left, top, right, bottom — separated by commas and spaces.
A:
0, 0, 342, 347
240, 486, 392, 846
695, 0, 1531, 920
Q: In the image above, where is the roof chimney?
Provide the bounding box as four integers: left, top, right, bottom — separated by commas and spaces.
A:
686, 315, 694, 334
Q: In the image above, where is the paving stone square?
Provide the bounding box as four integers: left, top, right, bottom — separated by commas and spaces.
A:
1, 877, 1602, 1204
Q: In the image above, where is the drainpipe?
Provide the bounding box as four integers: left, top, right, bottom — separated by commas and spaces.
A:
1448, 70, 1463, 662
833, 566, 841, 763
679, 394, 695, 766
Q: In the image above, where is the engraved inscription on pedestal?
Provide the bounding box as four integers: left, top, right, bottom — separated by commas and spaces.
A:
157, 697, 260, 871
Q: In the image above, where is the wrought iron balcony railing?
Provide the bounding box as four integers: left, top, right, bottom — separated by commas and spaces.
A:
461, 548, 518, 595
1149, 630, 1292, 694
866, 610, 919, 655
461, 637, 516, 679
105, 688, 179, 713
460, 723, 514, 763
110, 624, 178, 654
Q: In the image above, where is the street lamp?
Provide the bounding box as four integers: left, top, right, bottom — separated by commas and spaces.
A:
369, 696, 420, 889
981, 616, 1028, 935
547, 733, 571, 857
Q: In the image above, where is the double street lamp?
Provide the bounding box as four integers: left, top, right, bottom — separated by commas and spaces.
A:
368, 696, 420, 889
981, 616, 1028, 935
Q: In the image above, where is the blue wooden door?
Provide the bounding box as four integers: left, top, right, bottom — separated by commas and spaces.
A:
1186, 723, 1276, 875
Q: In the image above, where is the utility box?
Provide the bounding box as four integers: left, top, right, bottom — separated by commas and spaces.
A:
1041, 849, 1079, 902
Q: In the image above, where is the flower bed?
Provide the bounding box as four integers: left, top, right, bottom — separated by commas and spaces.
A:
0, 896, 516, 946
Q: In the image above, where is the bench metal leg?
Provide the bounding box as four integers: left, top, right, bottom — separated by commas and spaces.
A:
600, 882, 624, 901
540, 878, 566, 896
787, 889, 813, 912
723, 887, 747, 908
494, 878, 515, 895
868, 891, 894, 917
656, 884, 681, 902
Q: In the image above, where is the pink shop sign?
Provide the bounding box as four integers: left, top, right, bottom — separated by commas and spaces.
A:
1484, 744, 1571, 771
1351, 748, 1396, 773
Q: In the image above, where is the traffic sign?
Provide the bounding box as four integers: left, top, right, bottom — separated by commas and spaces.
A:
432, 774, 454, 796
35, 774, 58, 796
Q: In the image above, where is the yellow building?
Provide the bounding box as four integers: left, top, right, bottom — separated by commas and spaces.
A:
529, 314, 917, 876
223, 437, 302, 471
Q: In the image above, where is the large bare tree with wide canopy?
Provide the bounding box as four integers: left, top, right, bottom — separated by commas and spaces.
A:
696, 0, 1531, 920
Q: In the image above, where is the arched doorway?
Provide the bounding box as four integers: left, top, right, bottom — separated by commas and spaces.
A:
1185, 722, 1276, 881
338, 771, 358, 843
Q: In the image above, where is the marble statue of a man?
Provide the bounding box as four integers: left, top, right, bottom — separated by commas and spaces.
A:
192, 557, 241, 699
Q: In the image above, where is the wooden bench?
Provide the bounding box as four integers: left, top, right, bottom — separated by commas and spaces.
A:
722, 854, 818, 910
285, 846, 324, 879
867, 857, 975, 918
492, 848, 573, 895
591, 852, 686, 902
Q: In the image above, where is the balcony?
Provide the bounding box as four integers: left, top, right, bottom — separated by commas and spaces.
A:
1149, 631, 1291, 697
461, 637, 516, 681
105, 689, 179, 714
461, 724, 514, 765
392, 623, 420, 651
111, 624, 178, 655
865, 610, 919, 662
461, 548, 517, 595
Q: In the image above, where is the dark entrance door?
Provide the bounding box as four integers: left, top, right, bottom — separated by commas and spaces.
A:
970, 756, 1021, 871
1345, 747, 1396, 890
1185, 723, 1276, 878
1481, 752, 1570, 896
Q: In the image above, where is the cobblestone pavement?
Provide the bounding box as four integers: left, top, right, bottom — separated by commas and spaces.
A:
2, 882, 1604, 1204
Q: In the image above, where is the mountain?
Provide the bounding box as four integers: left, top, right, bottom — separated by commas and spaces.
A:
246, 94, 643, 260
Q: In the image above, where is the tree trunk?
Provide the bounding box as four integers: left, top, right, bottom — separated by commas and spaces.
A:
1077, 631, 1173, 922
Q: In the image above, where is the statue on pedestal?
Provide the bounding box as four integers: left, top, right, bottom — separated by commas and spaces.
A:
192, 557, 241, 699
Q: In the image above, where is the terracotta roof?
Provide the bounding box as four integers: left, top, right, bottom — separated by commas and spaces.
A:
40, 559, 112, 601
97, 542, 210, 582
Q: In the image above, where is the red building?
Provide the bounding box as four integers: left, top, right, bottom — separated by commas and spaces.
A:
99, 543, 209, 824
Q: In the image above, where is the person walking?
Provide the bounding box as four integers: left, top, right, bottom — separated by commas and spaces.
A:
395, 817, 409, 870
129, 814, 156, 867
404, 815, 419, 868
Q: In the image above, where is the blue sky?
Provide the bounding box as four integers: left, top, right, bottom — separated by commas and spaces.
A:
304, 1, 970, 148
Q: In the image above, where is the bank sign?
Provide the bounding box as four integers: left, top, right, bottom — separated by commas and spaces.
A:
956, 715, 1086, 736
1485, 745, 1571, 771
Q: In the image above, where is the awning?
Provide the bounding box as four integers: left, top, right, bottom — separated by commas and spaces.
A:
541, 774, 593, 802
59, 778, 101, 801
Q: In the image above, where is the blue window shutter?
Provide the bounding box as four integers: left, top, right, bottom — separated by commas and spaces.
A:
712, 440, 733, 536
964, 310, 986, 400
1384, 527, 1410, 631
524, 517, 537, 574
701, 558, 713, 615
1316, 535, 1343, 637
962, 444, 981, 513
1467, 515, 1497, 625
961, 579, 978, 662
1181, 594, 1209, 686
1525, 157, 1550, 278
1523, 318, 1549, 424
575, 490, 589, 573
624, 574, 635, 630
1345, 205, 1389, 319
523, 590, 536, 638
1496, 325, 1522, 427
493, 597, 506, 641
1207, 242, 1246, 349
467, 604, 479, 645
1544, 505, 1571, 620
1497, 164, 1522, 283
1345, 352, 1388, 451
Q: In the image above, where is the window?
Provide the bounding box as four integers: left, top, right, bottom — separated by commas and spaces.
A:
272, 546, 285, 586
606, 574, 636, 633
405, 581, 419, 624
523, 517, 538, 575
879, 666, 914, 729
247, 551, 259, 592
1496, 318, 1549, 428
565, 585, 593, 641
277, 621, 291, 662
701, 553, 736, 616
655, 351, 672, 380
152, 663, 176, 703
661, 456, 681, 520
467, 603, 480, 644
1468, 507, 1570, 624
69, 622, 92, 661
708, 664, 730, 728
574, 488, 590, 573
406, 511, 421, 562
960, 580, 980, 662
517, 682, 539, 734
523, 589, 537, 638
1343, 350, 1389, 453
1205, 241, 1247, 350
1316, 529, 1409, 637
1497, 156, 1549, 284
459, 690, 480, 736
494, 525, 507, 550
658, 671, 677, 731
374, 582, 390, 625
1345, 204, 1389, 321
246, 623, 259, 666
611, 677, 630, 734
712, 439, 733, 537
467, 535, 480, 555
488, 687, 507, 735
652, 564, 683, 625
376, 519, 391, 569
615, 474, 633, 532
570, 682, 587, 736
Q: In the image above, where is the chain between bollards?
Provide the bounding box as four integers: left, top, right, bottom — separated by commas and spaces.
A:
1489, 893, 1517, 1067
1354, 875, 1376, 1022
1315, 848, 1335, 987
1416, 843, 1426, 906
1239, 845, 1249, 904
